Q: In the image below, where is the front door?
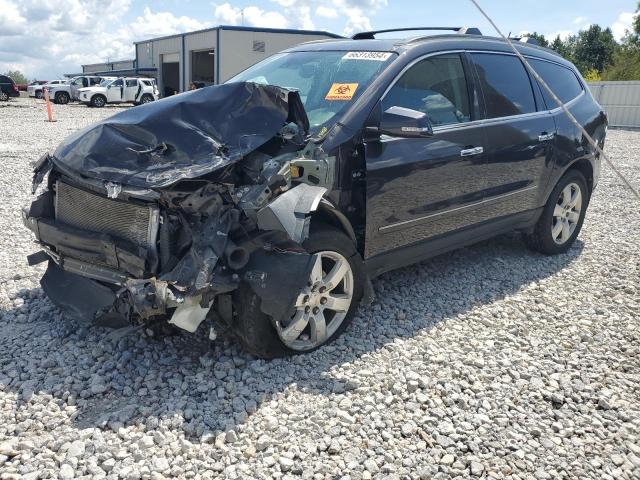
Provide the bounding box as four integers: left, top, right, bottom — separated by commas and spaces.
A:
107, 78, 124, 103
364, 53, 489, 259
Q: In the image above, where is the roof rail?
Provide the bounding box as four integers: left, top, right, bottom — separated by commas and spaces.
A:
351, 27, 482, 40
509, 36, 539, 45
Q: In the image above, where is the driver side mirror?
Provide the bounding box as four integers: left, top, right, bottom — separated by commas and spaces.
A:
367, 106, 433, 138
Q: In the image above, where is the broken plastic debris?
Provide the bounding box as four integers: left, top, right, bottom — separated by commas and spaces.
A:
105, 182, 122, 199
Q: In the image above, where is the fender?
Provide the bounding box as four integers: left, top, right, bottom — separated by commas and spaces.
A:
314, 199, 358, 246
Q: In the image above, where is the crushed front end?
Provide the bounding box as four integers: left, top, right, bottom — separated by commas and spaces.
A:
22, 82, 338, 334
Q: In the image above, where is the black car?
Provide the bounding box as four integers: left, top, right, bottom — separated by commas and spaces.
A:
23, 28, 607, 358
0, 75, 20, 101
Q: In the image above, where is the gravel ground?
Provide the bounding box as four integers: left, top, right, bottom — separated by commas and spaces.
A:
0, 96, 638, 480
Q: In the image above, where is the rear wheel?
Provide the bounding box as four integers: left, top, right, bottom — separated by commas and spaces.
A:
91, 95, 106, 108
0, 91, 8, 102
35, 90, 43, 99
55, 92, 70, 105
231, 224, 364, 358
525, 169, 589, 254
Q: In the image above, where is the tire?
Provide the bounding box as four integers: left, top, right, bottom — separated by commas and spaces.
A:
35, 90, 43, 99
139, 94, 153, 104
91, 95, 106, 108
231, 224, 365, 358
525, 169, 590, 255
0, 91, 8, 102
55, 92, 70, 105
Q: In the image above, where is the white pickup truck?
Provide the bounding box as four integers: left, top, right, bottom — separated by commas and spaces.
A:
27, 80, 67, 99
77, 77, 159, 107
48, 75, 115, 104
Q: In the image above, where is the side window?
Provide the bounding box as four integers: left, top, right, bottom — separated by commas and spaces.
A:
382, 54, 471, 127
90, 78, 100, 86
126, 79, 137, 87
529, 59, 583, 107
82, 78, 89, 87
112, 79, 123, 87
471, 53, 536, 118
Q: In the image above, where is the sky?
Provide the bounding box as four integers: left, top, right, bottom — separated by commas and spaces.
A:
0, 0, 637, 80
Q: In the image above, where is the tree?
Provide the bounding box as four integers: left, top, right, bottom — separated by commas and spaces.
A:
601, 45, 640, 80
626, 1, 640, 46
572, 25, 617, 73
550, 35, 575, 61
2, 70, 29, 84
522, 32, 549, 48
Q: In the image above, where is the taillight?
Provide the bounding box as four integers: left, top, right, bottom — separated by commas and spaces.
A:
12, 84, 18, 92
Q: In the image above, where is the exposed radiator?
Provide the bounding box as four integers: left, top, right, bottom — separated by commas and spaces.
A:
55, 181, 159, 251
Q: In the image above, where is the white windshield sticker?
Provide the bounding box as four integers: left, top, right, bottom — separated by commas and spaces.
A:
342, 51, 393, 61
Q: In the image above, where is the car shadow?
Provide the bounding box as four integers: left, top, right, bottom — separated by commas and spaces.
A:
0, 234, 584, 440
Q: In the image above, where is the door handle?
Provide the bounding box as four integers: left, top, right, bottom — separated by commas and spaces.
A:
538, 133, 555, 142
460, 146, 484, 157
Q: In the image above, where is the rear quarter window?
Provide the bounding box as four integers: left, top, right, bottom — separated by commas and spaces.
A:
528, 59, 583, 107
471, 53, 537, 119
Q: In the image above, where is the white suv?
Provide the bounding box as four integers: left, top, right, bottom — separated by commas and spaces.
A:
77, 77, 159, 107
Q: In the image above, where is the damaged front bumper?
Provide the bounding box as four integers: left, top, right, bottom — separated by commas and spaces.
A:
22, 82, 343, 335
23, 175, 331, 334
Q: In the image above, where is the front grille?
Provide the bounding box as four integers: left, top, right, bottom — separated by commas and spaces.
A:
55, 181, 158, 251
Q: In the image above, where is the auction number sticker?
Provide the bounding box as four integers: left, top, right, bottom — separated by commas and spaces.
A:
342, 51, 393, 61
325, 83, 359, 101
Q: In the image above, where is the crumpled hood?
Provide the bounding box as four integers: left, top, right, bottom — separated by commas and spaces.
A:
51, 82, 310, 188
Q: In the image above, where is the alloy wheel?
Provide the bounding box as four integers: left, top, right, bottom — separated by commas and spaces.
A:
0, 91, 8, 101
551, 182, 582, 244
276, 251, 354, 351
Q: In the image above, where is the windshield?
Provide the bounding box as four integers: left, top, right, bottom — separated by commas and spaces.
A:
228, 50, 396, 134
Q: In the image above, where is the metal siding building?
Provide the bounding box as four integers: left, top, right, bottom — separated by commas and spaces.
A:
133, 25, 341, 96
589, 81, 640, 128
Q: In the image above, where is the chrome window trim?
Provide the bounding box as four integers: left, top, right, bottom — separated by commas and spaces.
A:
379, 185, 538, 233
380, 48, 584, 133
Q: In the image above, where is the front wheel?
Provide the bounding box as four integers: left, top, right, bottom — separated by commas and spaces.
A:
231, 224, 364, 358
91, 95, 106, 108
35, 90, 43, 99
139, 94, 154, 104
55, 92, 70, 104
525, 169, 590, 254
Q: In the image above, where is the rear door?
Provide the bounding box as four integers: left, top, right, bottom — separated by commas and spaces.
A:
124, 79, 140, 102
469, 52, 557, 218
364, 53, 489, 258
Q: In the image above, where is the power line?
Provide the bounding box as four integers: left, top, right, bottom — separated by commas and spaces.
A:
468, 0, 640, 200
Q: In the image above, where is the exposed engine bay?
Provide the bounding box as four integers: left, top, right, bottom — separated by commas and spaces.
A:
22, 82, 363, 336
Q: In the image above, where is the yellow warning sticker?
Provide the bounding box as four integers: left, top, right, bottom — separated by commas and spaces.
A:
325, 83, 359, 101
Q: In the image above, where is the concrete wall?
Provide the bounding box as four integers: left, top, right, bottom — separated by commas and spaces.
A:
218, 30, 329, 82
589, 81, 640, 128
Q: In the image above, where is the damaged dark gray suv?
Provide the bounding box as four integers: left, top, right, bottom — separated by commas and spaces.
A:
23, 28, 607, 358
